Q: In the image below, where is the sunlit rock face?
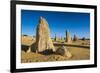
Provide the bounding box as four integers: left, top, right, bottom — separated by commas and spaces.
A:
36, 16, 55, 53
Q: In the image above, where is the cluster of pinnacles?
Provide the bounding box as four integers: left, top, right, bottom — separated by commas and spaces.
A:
34, 16, 72, 58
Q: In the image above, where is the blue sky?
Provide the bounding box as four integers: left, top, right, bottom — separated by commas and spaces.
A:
21, 10, 90, 38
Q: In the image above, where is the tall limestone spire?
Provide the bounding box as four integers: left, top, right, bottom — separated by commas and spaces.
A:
35, 16, 55, 53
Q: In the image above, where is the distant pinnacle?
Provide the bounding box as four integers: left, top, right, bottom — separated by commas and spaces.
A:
66, 30, 71, 43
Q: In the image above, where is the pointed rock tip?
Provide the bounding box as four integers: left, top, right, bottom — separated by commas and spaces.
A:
40, 16, 44, 20
40, 16, 42, 19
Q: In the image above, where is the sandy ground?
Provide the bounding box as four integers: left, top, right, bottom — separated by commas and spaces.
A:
21, 35, 90, 63
21, 46, 90, 63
